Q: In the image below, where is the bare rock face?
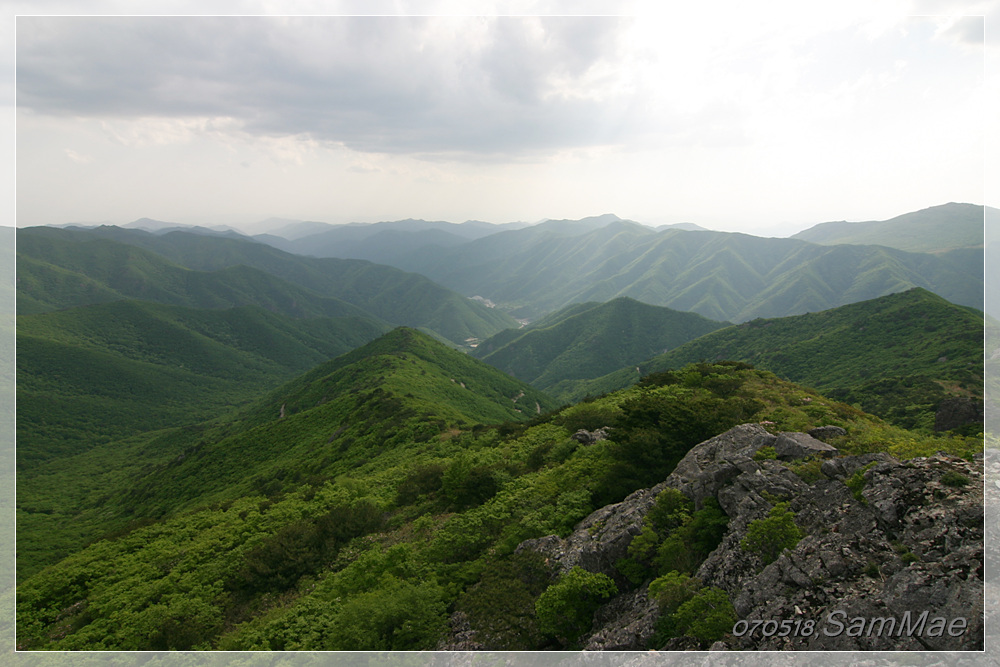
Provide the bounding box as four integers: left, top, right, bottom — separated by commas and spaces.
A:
514, 423, 984, 652
516, 485, 660, 587
728, 452, 983, 651
773, 432, 839, 460
583, 584, 660, 650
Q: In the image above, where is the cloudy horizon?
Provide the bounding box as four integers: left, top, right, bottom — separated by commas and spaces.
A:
11, 3, 995, 237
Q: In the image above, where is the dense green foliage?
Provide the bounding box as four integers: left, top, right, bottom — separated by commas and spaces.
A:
553, 289, 986, 432
472, 297, 728, 393
741, 502, 805, 565
16, 324, 985, 650
534, 566, 618, 646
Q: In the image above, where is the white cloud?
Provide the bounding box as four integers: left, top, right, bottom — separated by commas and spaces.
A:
64, 148, 92, 164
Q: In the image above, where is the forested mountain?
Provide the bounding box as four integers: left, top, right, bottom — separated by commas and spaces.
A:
17, 328, 556, 582
13, 203, 987, 653
17, 299, 389, 466
471, 297, 728, 392
550, 289, 986, 432
388, 217, 982, 321
17, 226, 518, 345
15, 329, 982, 650
791, 203, 989, 253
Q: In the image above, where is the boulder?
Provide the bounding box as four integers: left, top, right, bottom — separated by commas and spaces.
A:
808, 425, 847, 442
773, 431, 839, 460
571, 427, 611, 445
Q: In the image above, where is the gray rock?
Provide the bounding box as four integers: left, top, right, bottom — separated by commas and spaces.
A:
774, 431, 839, 460
808, 425, 847, 442
584, 583, 660, 650
572, 427, 611, 445
513, 424, 984, 652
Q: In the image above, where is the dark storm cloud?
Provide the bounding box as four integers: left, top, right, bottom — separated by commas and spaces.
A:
16, 15, 642, 158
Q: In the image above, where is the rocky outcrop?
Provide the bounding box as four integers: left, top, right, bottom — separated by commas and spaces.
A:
934, 397, 984, 432
516, 486, 660, 588
571, 427, 611, 445
773, 432, 839, 460
515, 423, 985, 651
808, 425, 847, 442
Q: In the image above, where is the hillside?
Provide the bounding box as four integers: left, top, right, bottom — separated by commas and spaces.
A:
17, 299, 389, 466
551, 289, 985, 432
792, 203, 988, 253
16, 351, 982, 650
390, 218, 982, 322
17, 226, 518, 345
16, 327, 558, 581
472, 297, 729, 392
16, 231, 378, 322
254, 218, 530, 262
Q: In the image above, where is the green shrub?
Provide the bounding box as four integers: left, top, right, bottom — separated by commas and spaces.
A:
456, 551, 553, 650
614, 557, 649, 586
785, 459, 825, 484
535, 566, 618, 646
648, 571, 700, 614
654, 534, 697, 575
844, 462, 877, 502
646, 488, 694, 534
669, 587, 736, 645
940, 471, 970, 488
752, 446, 777, 461
740, 502, 804, 566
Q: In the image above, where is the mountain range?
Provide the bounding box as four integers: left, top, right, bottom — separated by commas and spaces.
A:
791, 202, 989, 253
12, 202, 988, 652
242, 203, 984, 323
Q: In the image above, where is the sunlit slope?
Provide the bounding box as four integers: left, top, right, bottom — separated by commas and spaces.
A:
473, 297, 729, 391
791, 203, 987, 253
393, 221, 982, 321
17, 354, 983, 651
17, 327, 557, 579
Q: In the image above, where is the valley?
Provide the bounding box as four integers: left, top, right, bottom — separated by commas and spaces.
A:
13, 203, 988, 652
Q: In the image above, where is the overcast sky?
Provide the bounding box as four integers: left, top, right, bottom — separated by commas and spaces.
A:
8, 1, 998, 236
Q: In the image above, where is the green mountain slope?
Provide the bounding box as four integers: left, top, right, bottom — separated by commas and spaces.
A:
552, 289, 985, 431
391, 218, 982, 322
17, 299, 389, 466
16, 231, 377, 322
16, 350, 981, 650
472, 297, 729, 392
791, 203, 988, 253
16, 328, 556, 581
21, 225, 518, 344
